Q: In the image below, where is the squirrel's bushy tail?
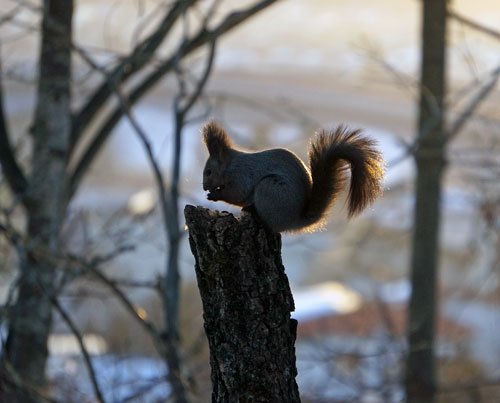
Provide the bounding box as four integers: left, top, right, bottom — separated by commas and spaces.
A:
304, 126, 384, 227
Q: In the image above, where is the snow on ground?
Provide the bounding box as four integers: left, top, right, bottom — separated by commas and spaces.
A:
292, 282, 362, 321
49, 355, 169, 402
443, 299, 500, 377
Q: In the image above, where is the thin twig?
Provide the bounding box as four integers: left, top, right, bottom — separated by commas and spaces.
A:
49, 295, 105, 403
87, 265, 164, 349
446, 64, 500, 141
449, 10, 500, 41
177, 40, 216, 116
0, 4, 23, 26
97, 276, 161, 289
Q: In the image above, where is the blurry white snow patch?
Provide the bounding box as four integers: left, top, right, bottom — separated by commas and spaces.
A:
378, 279, 411, 304
269, 123, 304, 145
128, 188, 156, 215
49, 333, 108, 356
110, 108, 202, 177
292, 282, 363, 321
49, 355, 169, 402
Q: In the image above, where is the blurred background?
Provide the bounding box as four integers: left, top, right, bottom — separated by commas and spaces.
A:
0, 0, 499, 402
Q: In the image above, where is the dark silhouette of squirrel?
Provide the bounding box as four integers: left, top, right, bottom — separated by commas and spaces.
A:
202, 120, 385, 233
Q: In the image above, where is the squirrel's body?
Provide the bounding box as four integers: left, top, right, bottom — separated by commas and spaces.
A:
202, 121, 384, 233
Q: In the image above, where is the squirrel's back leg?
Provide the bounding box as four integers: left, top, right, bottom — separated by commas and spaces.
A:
253, 175, 306, 233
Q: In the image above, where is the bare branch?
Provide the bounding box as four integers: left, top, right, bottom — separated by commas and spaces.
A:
449, 10, 500, 41
0, 218, 24, 258
72, 42, 177, 234
211, 91, 319, 127
122, 100, 176, 234
68, 0, 278, 197
96, 276, 161, 289
0, 4, 23, 26
65, 252, 171, 382
50, 296, 105, 403
0, 360, 58, 403
71, 0, 198, 150
177, 40, 216, 116
446, 64, 500, 141
87, 265, 165, 352
0, 57, 28, 199
362, 44, 418, 94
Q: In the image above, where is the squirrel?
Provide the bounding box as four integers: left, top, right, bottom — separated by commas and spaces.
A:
202, 120, 385, 233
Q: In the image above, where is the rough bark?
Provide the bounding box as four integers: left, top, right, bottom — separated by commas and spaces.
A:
1, 1, 73, 401
184, 205, 301, 403
405, 1, 448, 402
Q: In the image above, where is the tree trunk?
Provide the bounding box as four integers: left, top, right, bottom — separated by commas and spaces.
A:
2, 1, 73, 401
184, 205, 301, 403
405, 1, 448, 402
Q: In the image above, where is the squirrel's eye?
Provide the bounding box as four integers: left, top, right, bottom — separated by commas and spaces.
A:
205, 169, 212, 176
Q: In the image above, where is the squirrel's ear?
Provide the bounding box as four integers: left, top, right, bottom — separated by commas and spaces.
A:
203, 120, 232, 159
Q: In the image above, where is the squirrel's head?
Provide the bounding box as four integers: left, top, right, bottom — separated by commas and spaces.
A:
202, 120, 233, 201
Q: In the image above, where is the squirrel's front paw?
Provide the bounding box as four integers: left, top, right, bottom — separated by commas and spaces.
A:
206, 192, 218, 201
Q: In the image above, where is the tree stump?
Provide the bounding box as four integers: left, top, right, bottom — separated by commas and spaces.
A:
184, 205, 300, 403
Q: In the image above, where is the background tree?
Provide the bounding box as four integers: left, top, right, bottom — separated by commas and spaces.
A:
405, 0, 448, 401
406, 1, 500, 401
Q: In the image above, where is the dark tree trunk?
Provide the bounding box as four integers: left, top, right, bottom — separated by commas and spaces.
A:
405, 1, 448, 402
1, 1, 73, 401
184, 205, 301, 403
